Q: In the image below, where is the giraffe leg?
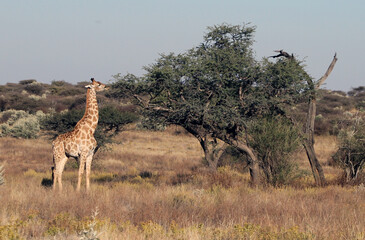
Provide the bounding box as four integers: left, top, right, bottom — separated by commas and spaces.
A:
77, 154, 87, 192
53, 155, 68, 192
85, 153, 94, 191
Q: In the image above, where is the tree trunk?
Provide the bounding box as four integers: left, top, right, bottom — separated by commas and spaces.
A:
199, 135, 226, 170
304, 99, 326, 186
227, 138, 261, 186
303, 140, 325, 185
248, 159, 260, 186
304, 53, 337, 186
345, 161, 364, 183
261, 156, 273, 184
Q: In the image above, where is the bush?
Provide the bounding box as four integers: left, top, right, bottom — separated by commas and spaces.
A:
58, 87, 84, 96
41, 109, 83, 135
0, 110, 44, 139
19, 79, 37, 85
248, 116, 302, 186
348, 86, 365, 111
69, 97, 86, 110
98, 105, 139, 131
24, 82, 44, 95
333, 117, 365, 183
51, 80, 70, 87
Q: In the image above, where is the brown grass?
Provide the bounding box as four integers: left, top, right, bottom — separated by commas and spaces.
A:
0, 127, 364, 239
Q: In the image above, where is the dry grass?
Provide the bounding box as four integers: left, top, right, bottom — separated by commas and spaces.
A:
0, 127, 364, 239
0, 137, 52, 174
100, 126, 203, 175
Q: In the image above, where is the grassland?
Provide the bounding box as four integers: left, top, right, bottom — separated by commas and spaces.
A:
0, 126, 364, 239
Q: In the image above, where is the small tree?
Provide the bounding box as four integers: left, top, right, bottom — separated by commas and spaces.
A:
248, 116, 302, 186
333, 117, 365, 182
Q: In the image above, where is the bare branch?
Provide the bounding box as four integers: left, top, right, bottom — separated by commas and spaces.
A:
133, 94, 149, 108
316, 53, 338, 89
239, 84, 245, 108
167, 90, 179, 104
150, 106, 174, 112
180, 90, 186, 102
203, 91, 214, 113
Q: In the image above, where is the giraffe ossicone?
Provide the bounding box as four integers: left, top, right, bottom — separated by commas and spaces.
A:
52, 78, 107, 192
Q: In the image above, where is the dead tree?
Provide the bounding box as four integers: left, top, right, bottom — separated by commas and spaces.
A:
304, 53, 338, 186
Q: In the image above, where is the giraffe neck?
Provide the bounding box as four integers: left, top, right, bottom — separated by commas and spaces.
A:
77, 88, 99, 134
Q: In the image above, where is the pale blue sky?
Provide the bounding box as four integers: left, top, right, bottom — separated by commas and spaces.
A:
0, 0, 364, 90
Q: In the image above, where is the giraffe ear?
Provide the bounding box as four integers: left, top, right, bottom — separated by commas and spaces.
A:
85, 84, 92, 89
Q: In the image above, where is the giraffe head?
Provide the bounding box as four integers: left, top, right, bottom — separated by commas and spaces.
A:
85, 78, 108, 92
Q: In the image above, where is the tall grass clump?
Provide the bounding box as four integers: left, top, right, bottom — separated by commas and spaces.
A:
248, 116, 302, 186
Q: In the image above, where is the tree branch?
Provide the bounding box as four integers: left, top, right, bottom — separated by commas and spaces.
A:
133, 94, 149, 108
316, 53, 338, 89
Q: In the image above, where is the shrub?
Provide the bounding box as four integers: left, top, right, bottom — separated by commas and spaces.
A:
69, 97, 86, 110
248, 116, 302, 186
348, 86, 365, 111
41, 109, 84, 135
58, 87, 84, 96
24, 82, 44, 95
333, 117, 365, 183
50, 81, 75, 96
51, 80, 70, 87
19, 79, 37, 85
0, 109, 43, 139
78, 208, 101, 240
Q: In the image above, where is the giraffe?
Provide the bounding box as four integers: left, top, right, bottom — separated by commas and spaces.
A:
52, 78, 107, 191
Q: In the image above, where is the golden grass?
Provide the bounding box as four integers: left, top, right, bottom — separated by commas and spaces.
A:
100, 127, 203, 174
0, 137, 52, 174
1, 127, 364, 239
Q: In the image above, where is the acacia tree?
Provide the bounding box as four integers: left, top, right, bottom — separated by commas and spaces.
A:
111, 24, 262, 183
111, 24, 309, 184
111, 23, 331, 186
